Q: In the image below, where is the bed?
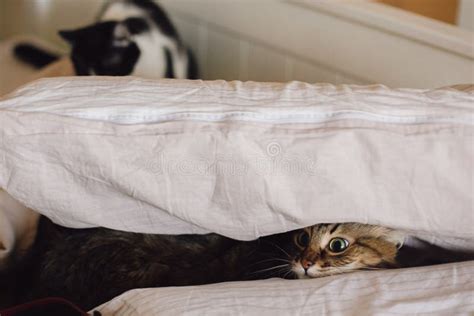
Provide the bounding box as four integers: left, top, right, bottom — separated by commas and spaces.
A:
0, 77, 473, 314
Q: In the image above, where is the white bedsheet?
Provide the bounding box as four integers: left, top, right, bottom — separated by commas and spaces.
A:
95, 261, 474, 315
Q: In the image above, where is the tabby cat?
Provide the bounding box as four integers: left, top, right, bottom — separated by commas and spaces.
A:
14, 0, 197, 79
0, 217, 404, 310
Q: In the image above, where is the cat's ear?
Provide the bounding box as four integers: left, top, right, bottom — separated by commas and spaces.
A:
59, 29, 80, 44
385, 229, 405, 249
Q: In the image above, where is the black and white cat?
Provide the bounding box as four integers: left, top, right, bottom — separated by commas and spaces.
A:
14, 0, 198, 79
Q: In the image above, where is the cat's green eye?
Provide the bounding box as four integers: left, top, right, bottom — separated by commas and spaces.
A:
328, 238, 349, 253
296, 231, 310, 248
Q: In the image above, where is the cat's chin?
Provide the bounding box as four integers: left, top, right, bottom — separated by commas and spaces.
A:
307, 270, 340, 278
292, 269, 328, 279
293, 268, 346, 279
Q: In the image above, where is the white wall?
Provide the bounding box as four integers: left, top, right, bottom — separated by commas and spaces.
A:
1, 0, 472, 88
458, 0, 474, 31
161, 0, 473, 88
165, 2, 368, 85
0, 0, 103, 46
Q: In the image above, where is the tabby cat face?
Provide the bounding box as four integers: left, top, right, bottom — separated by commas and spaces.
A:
290, 223, 404, 278
256, 223, 404, 279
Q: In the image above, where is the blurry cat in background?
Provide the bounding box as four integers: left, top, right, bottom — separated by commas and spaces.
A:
14, 0, 198, 79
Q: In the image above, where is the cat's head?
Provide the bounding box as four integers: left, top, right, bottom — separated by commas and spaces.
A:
59, 17, 148, 76
255, 223, 404, 279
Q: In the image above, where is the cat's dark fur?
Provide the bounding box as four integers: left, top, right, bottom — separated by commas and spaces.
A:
14, 0, 198, 79
0, 218, 404, 311
0, 217, 294, 310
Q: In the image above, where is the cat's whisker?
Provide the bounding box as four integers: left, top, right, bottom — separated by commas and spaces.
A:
253, 251, 291, 259
258, 266, 288, 278
262, 240, 291, 259
242, 257, 291, 272
248, 264, 289, 275
282, 269, 294, 279
248, 258, 291, 266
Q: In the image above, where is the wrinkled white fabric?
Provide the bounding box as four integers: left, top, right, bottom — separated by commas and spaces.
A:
94, 261, 474, 315
0, 77, 472, 314
0, 77, 472, 241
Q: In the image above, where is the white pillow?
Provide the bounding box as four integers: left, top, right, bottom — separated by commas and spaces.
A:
0, 77, 472, 243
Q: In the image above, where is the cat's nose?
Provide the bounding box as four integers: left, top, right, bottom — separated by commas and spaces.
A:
301, 259, 314, 270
